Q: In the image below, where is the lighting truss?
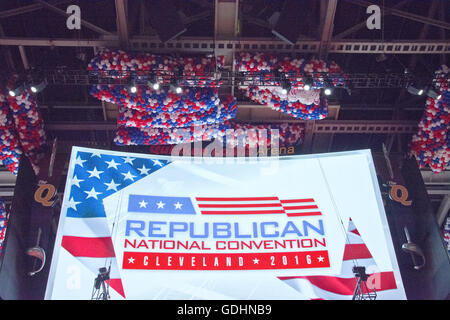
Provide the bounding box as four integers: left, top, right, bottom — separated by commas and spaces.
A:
37, 69, 449, 89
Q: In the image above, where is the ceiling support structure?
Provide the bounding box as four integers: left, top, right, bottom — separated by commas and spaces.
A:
318, 0, 338, 59
0, 37, 448, 55
115, 0, 129, 48
0, 0, 73, 19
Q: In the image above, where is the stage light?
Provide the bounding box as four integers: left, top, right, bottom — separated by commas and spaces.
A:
303, 76, 313, 91
129, 79, 137, 93
280, 73, 291, 95
8, 83, 26, 97
407, 84, 425, 96
175, 86, 182, 94
148, 74, 160, 90
323, 78, 334, 96
424, 86, 441, 100
29, 79, 47, 94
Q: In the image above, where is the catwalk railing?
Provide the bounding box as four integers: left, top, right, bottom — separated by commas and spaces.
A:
35, 69, 449, 89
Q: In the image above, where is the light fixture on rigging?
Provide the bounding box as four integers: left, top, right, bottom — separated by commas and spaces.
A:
323, 77, 334, 96
148, 74, 160, 90
303, 75, 313, 91
30, 78, 48, 94
8, 83, 26, 97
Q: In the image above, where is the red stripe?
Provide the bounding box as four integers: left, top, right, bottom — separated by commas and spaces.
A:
196, 197, 279, 201
287, 212, 322, 217
62, 236, 115, 258
350, 229, 361, 236
280, 199, 315, 204
343, 243, 372, 260
283, 205, 318, 210
106, 278, 126, 298
198, 203, 282, 208
201, 210, 286, 215
278, 271, 397, 295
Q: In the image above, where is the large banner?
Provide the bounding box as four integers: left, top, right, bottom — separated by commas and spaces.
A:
46, 147, 407, 300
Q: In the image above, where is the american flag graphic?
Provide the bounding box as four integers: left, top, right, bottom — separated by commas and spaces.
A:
196, 197, 322, 217
278, 219, 399, 299
60, 150, 170, 298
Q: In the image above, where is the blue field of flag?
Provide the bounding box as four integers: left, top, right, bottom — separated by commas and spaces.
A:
128, 195, 196, 215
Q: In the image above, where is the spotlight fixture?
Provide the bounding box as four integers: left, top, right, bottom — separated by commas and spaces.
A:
129, 79, 137, 93
406, 84, 425, 96
8, 83, 26, 97
279, 72, 291, 95
303, 76, 313, 91
170, 78, 182, 94
148, 74, 160, 90
30, 79, 47, 94
323, 78, 334, 96
424, 86, 441, 100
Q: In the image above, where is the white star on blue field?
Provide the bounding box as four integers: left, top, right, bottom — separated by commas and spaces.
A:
66, 151, 170, 218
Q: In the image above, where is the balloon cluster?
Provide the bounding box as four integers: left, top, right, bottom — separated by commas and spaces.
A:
88, 49, 223, 87
444, 217, 450, 256
7, 89, 46, 172
118, 94, 236, 128
0, 198, 6, 257
236, 52, 345, 120
410, 65, 449, 173
91, 85, 227, 114
243, 86, 327, 120
115, 122, 230, 146
0, 93, 22, 174
235, 52, 345, 88
217, 122, 304, 149
88, 50, 237, 145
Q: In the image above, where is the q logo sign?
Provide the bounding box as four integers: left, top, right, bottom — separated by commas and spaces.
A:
34, 183, 57, 207
389, 185, 412, 206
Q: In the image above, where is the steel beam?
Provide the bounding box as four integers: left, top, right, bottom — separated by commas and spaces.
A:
115, 0, 129, 47
319, 0, 338, 59
45, 120, 418, 134
1, 36, 448, 55
0, 0, 73, 19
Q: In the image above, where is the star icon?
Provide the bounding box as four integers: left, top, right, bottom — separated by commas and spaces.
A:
87, 167, 103, 179
71, 175, 84, 188
122, 171, 136, 181
66, 197, 81, 211
156, 201, 165, 209
84, 187, 101, 200
318, 256, 325, 262
137, 165, 150, 175
128, 257, 135, 264
139, 200, 148, 208
90, 150, 102, 158
253, 258, 260, 265
104, 179, 120, 191
105, 158, 120, 169
122, 156, 136, 165
174, 202, 183, 210
152, 159, 164, 167
74, 156, 86, 167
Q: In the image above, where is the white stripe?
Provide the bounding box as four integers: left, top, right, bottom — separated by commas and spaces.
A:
281, 278, 402, 300
76, 256, 121, 279
62, 217, 112, 238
